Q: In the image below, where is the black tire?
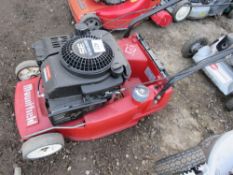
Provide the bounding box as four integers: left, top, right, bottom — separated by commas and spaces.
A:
172, 0, 192, 22
225, 97, 233, 111
155, 146, 206, 175
181, 37, 209, 58
227, 10, 233, 19
80, 14, 102, 30
199, 134, 220, 157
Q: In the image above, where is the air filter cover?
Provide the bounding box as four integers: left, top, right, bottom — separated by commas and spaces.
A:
61, 36, 114, 76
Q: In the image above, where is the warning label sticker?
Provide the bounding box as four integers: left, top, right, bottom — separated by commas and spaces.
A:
92, 40, 106, 53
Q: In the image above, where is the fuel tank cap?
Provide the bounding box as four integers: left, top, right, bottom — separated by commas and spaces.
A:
132, 85, 150, 103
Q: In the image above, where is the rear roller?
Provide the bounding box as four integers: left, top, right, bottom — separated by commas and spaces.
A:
155, 146, 206, 175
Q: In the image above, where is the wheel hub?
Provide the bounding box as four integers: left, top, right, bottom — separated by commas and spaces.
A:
18, 67, 40, 80
191, 43, 203, 54
84, 18, 101, 30
175, 6, 191, 21
27, 144, 63, 159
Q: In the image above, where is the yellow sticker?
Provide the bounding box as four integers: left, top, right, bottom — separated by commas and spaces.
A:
130, 0, 138, 2
199, 12, 207, 17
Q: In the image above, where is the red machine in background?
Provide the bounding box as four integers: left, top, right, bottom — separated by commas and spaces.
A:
68, 0, 174, 29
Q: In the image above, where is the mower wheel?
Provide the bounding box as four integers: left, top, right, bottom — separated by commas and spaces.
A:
227, 10, 233, 19
22, 133, 65, 160
225, 97, 233, 111
80, 14, 101, 30
181, 37, 209, 58
155, 146, 206, 175
15, 60, 40, 81
172, 0, 192, 22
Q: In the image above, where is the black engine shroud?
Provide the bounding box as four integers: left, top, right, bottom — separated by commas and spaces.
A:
33, 29, 131, 125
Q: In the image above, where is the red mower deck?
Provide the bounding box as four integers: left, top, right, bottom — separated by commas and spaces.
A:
13, 1, 233, 160
15, 34, 173, 141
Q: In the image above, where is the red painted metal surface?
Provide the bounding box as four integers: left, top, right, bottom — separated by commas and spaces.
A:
14, 34, 173, 141
68, 0, 164, 30
150, 10, 173, 27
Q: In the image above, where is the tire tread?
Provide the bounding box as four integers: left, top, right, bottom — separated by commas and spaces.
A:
155, 146, 206, 175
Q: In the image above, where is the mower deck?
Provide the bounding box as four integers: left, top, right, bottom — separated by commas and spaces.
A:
15, 34, 173, 141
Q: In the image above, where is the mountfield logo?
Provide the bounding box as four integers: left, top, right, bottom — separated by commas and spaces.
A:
23, 84, 38, 126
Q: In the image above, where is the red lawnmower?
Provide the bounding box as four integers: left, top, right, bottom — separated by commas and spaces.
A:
14, 2, 233, 160
67, 0, 192, 30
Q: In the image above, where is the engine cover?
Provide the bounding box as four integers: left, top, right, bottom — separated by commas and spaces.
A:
35, 30, 131, 99
33, 29, 131, 125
